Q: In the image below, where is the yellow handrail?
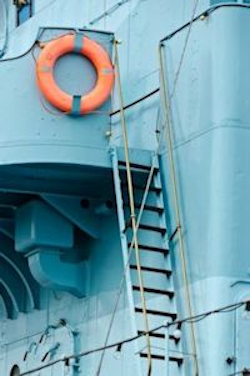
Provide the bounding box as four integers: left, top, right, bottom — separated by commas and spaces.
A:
114, 40, 152, 376
159, 44, 199, 376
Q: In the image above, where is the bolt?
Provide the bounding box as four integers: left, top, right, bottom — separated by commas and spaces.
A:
226, 357, 236, 365
105, 130, 112, 138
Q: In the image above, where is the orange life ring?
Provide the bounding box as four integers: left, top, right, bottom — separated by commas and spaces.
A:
36, 34, 115, 115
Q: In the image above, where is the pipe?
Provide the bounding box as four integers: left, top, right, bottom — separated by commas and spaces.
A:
28, 248, 87, 298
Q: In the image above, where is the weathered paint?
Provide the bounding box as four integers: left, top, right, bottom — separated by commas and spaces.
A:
0, 1, 249, 376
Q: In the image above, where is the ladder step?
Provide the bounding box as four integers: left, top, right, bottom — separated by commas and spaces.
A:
124, 202, 164, 214
135, 308, 177, 320
138, 224, 167, 235
122, 182, 162, 194
118, 161, 159, 173
140, 353, 183, 366
135, 203, 164, 214
130, 265, 172, 278
133, 286, 174, 299
137, 331, 180, 343
138, 330, 165, 339
137, 330, 180, 345
125, 223, 166, 235
128, 243, 169, 256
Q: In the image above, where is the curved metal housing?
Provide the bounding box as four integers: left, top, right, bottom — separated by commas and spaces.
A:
0, 233, 42, 319
15, 200, 89, 297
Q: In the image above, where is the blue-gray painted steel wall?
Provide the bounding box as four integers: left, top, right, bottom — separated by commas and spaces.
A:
1, 1, 250, 376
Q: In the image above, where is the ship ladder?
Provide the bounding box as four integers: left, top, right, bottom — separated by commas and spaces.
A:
112, 40, 186, 376
111, 147, 185, 376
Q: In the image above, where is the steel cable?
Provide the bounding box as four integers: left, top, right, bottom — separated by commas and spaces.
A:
19, 300, 247, 376
158, 0, 201, 375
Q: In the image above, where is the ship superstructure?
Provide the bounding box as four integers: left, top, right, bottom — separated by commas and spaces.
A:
0, 1, 250, 376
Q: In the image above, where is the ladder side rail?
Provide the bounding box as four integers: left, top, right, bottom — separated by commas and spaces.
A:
158, 43, 198, 376
110, 148, 157, 374
152, 161, 170, 270
114, 40, 152, 375
165, 321, 170, 376
110, 148, 142, 376
150, 160, 185, 376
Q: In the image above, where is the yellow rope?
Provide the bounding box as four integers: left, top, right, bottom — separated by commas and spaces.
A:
114, 40, 152, 376
159, 44, 199, 376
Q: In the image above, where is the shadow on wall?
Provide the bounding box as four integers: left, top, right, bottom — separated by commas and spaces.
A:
10, 365, 20, 376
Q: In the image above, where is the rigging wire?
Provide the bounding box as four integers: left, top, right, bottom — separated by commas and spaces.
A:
228, 371, 250, 376
97, 1, 201, 375
95, 158, 156, 376
110, 88, 160, 116
158, 0, 200, 375
110, 4, 250, 118
19, 300, 248, 376
110, 39, 153, 376
0, 3, 248, 64
0, 3, 247, 375
160, 3, 250, 44
89, 0, 130, 25
168, 0, 200, 100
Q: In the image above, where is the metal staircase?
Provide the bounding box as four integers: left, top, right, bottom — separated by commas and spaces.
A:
111, 147, 185, 376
